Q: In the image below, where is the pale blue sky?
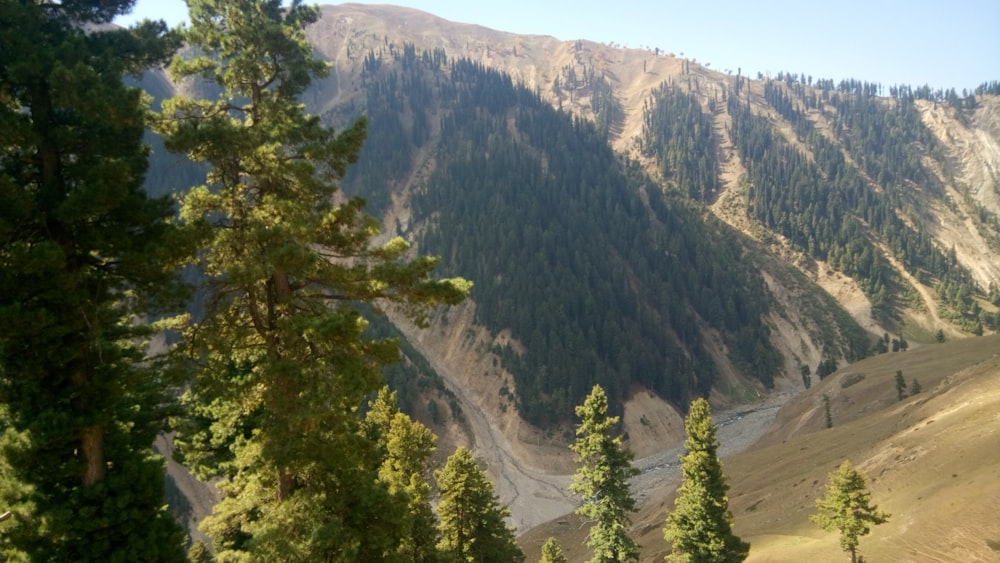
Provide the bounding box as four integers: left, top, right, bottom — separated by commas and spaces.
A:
118, 0, 999, 93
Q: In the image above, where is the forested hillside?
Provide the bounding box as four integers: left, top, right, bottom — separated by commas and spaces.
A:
340, 50, 859, 426
138, 4, 999, 430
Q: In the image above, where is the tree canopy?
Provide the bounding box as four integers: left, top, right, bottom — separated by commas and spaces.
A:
0, 1, 187, 559
154, 0, 468, 559
435, 447, 524, 563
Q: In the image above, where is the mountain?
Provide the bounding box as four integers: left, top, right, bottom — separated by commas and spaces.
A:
295, 3, 997, 414
142, 2, 1000, 535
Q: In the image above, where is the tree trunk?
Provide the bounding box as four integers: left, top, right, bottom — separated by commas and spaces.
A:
277, 468, 296, 502
81, 424, 106, 485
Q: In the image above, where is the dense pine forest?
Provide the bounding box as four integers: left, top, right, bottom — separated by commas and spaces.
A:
345, 51, 806, 425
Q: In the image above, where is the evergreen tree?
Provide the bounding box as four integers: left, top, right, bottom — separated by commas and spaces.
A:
0, 1, 186, 560
663, 398, 749, 563
540, 537, 569, 563
822, 394, 833, 429
894, 370, 907, 401
435, 447, 524, 563
570, 385, 641, 563
910, 378, 922, 395
812, 460, 889, 563
155, 1, 469, 559
365, 387, 443, 562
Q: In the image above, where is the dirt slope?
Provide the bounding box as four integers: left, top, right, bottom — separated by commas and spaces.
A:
521, 336, 1000, 561
643, 335, 1000, 562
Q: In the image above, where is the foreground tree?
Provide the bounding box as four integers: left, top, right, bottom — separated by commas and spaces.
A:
570, 385, 640, 562
435, 447, 524, 563
0, 1, 186, 560
156, 0, 469, 559
663, 398, 749, 563
364, 387, 443, 562
812, 460, 889, 563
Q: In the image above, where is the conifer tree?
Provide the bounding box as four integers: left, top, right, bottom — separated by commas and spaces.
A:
570, 385, 640, 563
812, 460, 889, 563
663, 398, 749, 563
894, 370, 907, 401
540, 537, 569, 563
435, 447, 524, 563
155, 1, 469, 559
364, 387, 443, 562
0, 1, 186, 560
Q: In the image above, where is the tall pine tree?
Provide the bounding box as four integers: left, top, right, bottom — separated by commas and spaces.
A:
0, 1, 186, 560
435, 447, 524, 563
364, 387, 443, 562
570, 385, 641, 563
155, 0, 469, 559
663, 398, 749, 562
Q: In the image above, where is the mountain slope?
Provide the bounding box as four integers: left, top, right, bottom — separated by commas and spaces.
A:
521, 335, 1000, 561
307, 2, 998, 347
328, 37, 878, 430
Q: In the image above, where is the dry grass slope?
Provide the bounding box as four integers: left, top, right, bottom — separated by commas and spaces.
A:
641, 335, 1000, 562
522, 336, 1000, 562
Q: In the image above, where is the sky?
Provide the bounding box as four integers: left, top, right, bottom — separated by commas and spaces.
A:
117, 0, 1000, 93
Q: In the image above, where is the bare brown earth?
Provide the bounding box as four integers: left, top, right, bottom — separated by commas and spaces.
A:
917, 97, 1000, 288
392, 302, 787, 534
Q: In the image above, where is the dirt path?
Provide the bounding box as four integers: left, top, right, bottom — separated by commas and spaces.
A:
877, 241, 948, 333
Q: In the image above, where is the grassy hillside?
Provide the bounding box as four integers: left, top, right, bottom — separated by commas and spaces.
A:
522, 335, 1000, 562
716, 335, 1000, 562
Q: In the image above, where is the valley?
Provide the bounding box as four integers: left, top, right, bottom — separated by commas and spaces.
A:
146, 3, 1000, 558
5, 2, 998, 560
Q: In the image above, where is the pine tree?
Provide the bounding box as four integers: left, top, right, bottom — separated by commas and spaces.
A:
663, 398, 749, 563
364, 387, 443, 562
435, 447, 524, 563
155, 1, 469, 559
812, 460, 889, 563
822, 393, 833, 428
540, 537, 569, 563
570, 385, 641, 563
894, 370, 907, 401
0, 2, 187, 560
